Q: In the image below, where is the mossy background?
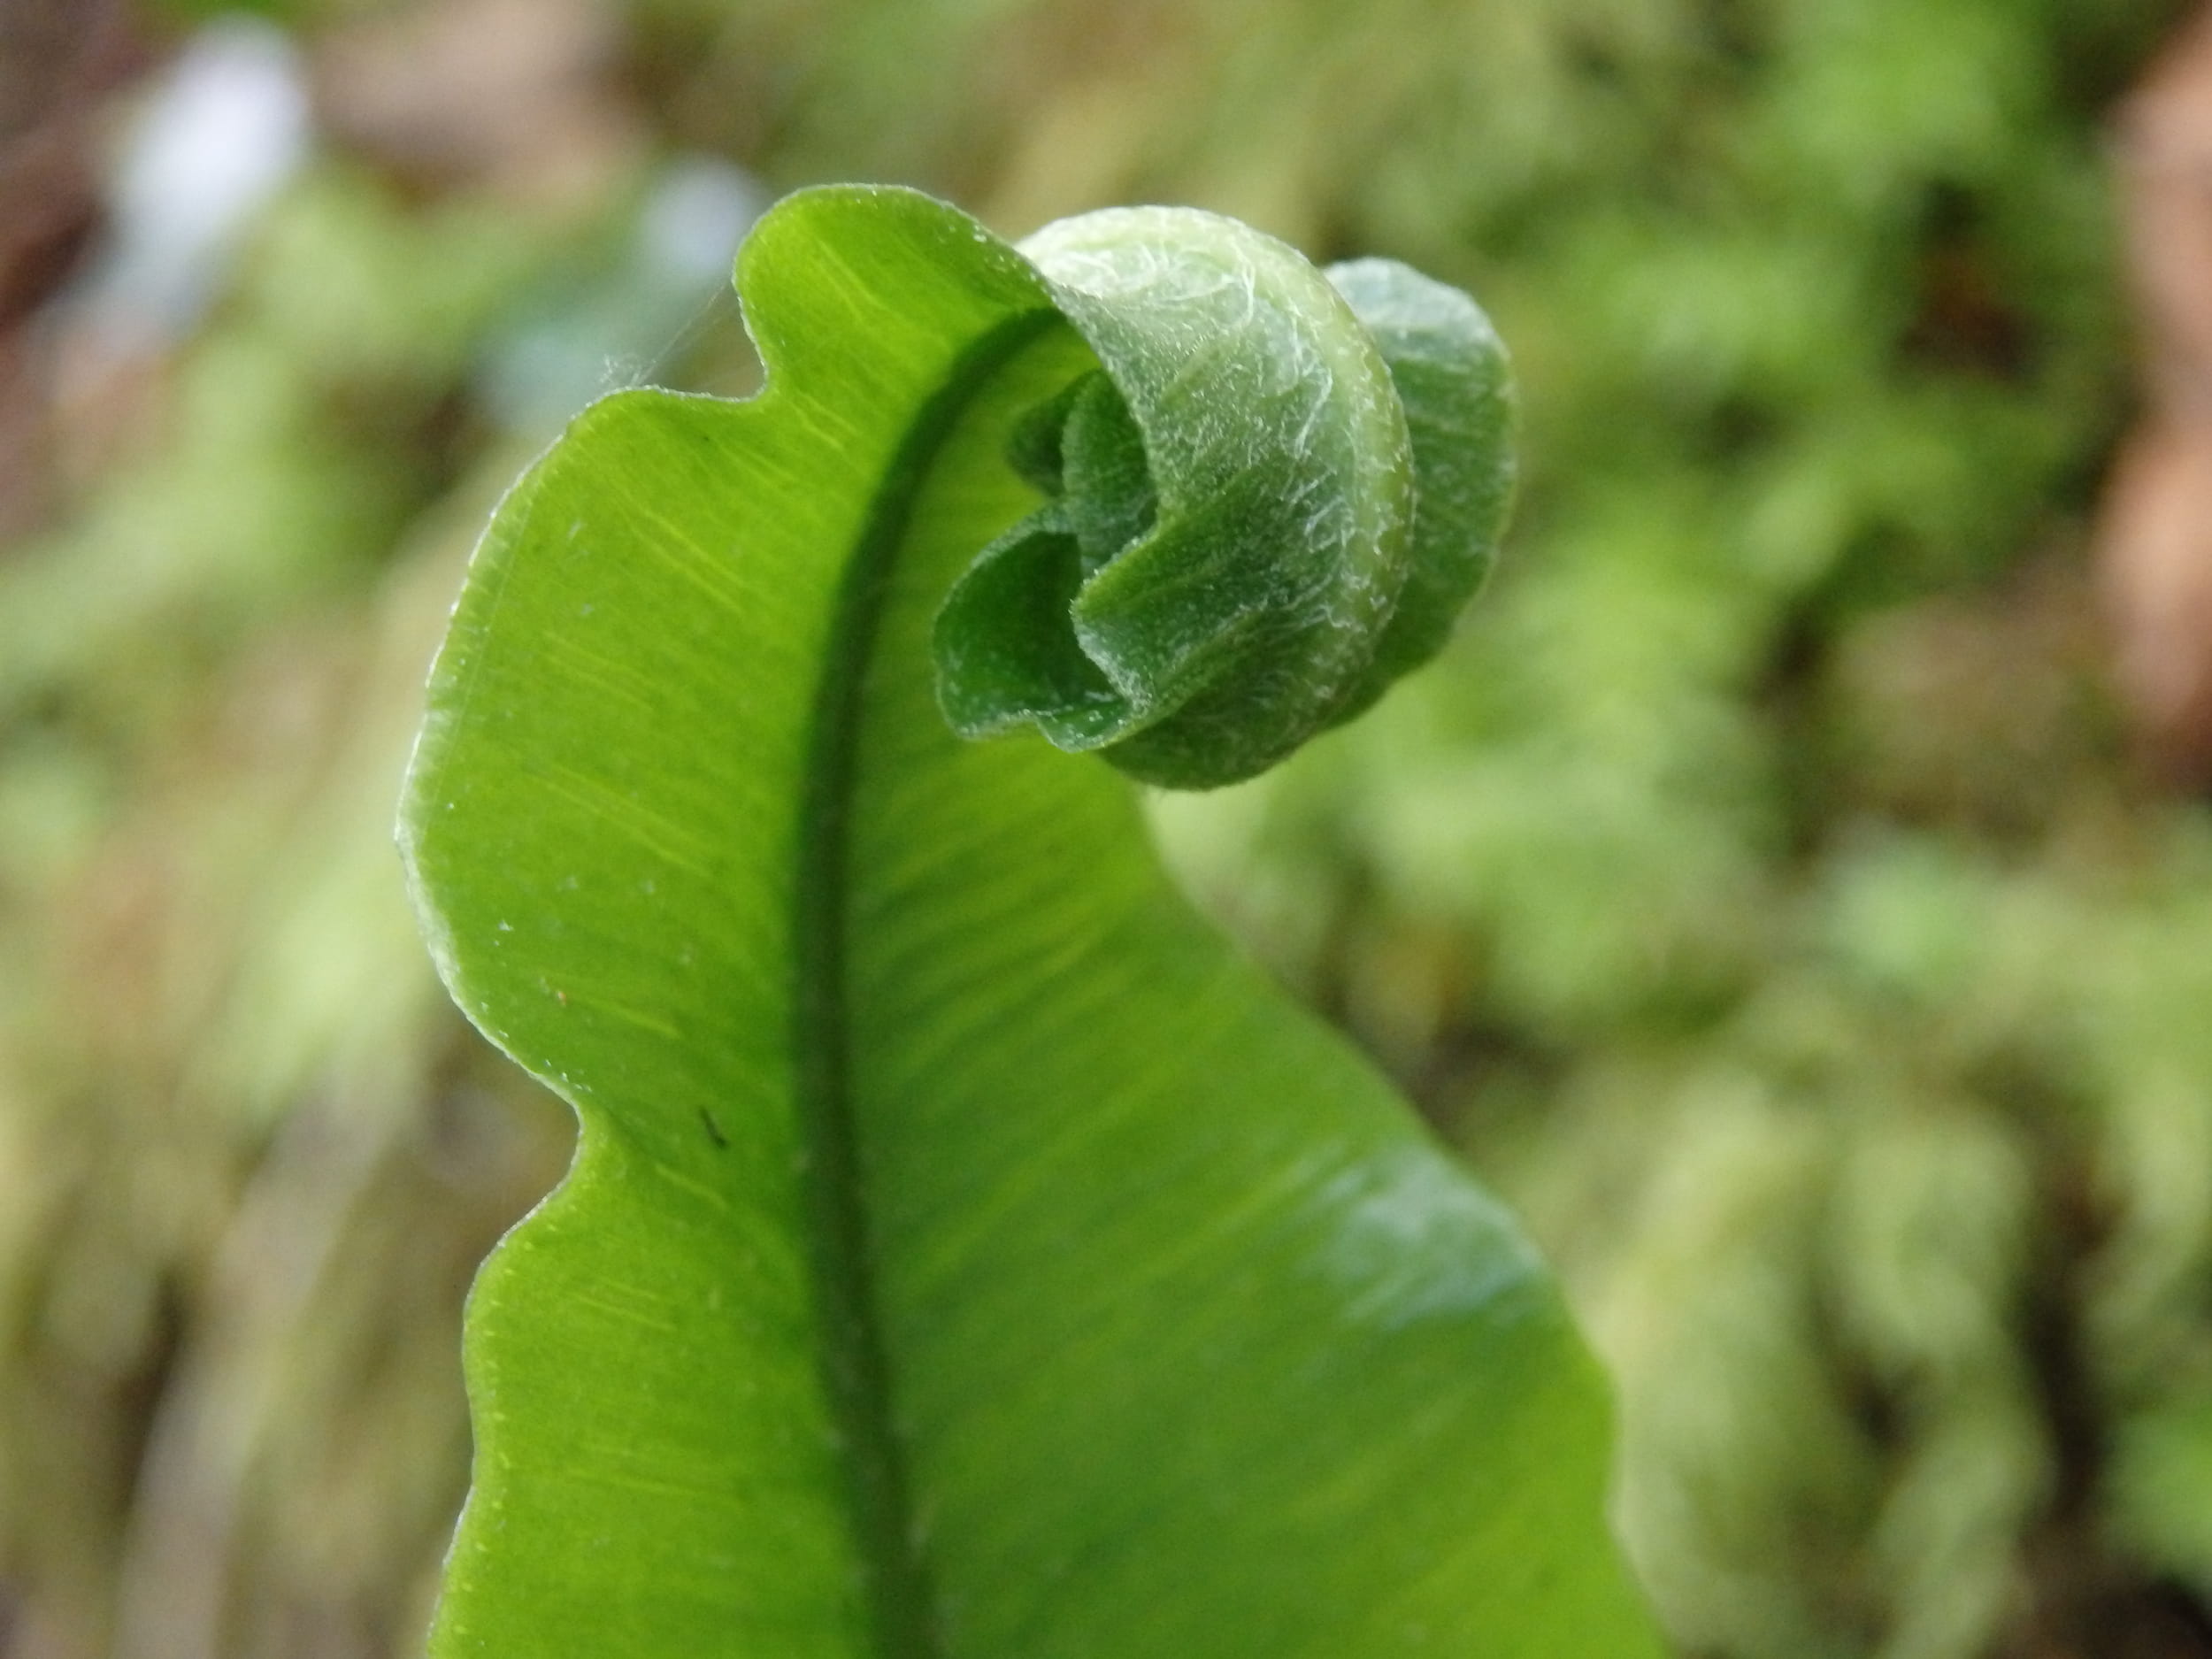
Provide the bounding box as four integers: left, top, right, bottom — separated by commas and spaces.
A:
3, 0, 2211, 1654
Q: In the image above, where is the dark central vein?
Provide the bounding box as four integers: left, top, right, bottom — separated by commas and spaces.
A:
791, 304, 1064, 1659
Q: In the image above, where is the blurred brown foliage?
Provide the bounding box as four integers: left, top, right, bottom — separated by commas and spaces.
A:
2104, 5, 2212, 786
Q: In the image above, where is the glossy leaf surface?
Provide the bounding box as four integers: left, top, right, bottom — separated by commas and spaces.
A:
400, 184, 1659, 1658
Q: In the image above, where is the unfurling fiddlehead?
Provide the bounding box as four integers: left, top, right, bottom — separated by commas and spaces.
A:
933, 204, 1514, 788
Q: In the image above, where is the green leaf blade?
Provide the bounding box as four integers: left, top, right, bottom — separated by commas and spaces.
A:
848, 366, 1655, 1655
401, 183, 1662, 1659
405, 386, 870, 1656
404, 186, 1073, 1656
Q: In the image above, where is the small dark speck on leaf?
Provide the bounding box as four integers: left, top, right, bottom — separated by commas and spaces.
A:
699, 1108, 728, 1149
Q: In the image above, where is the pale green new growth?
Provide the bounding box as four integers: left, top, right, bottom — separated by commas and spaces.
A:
935, 205, 1513, 787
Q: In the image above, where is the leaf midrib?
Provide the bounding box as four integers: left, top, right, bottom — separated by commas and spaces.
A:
790, 303, 1067, 1659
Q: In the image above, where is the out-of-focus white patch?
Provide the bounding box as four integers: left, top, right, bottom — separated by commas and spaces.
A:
637, 157, 769, 293
76, 16, 311, 348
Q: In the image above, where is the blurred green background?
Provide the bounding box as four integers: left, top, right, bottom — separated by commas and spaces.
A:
5, 0, 2212, 1653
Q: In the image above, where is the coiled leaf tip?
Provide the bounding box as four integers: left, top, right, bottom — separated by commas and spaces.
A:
933, 205, 1515, 790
